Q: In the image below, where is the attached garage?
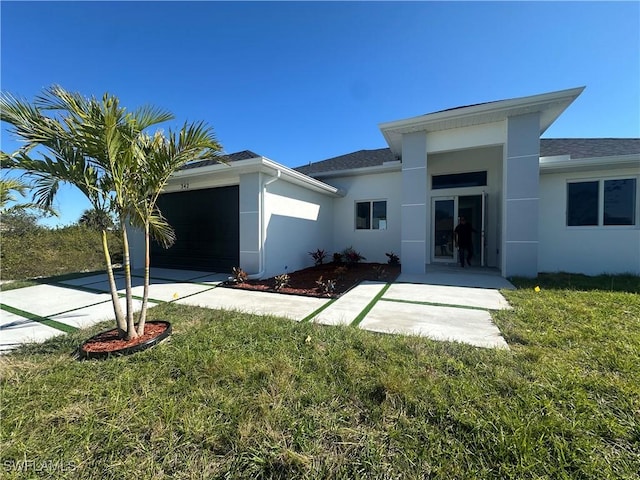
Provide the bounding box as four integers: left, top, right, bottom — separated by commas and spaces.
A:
130, 152, 342, 278
151, 185, 239, 272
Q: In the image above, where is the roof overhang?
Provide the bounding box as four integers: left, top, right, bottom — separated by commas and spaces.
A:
167, 156, 344, 197
379, 87, 585, 156
540, 153, 640, 174
308, 161, 402, 179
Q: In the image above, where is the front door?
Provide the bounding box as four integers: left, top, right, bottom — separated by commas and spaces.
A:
432, 198, 455, 262
432, 193, 487, 266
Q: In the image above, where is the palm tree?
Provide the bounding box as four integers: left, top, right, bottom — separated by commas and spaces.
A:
0, 85, 222, 340
129, 124, 221, 336
78, 207, 115, 230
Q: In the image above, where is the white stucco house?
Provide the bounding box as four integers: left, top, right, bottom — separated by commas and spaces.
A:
132, 87, 640, 278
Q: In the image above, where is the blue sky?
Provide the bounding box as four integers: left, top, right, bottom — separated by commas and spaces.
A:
2, 1, 639, 227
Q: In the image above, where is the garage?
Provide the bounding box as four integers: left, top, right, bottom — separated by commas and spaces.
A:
150, 186, 239, 272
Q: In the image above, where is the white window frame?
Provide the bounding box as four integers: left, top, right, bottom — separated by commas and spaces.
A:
566, 176, 638, 228
355, 199, 387, 231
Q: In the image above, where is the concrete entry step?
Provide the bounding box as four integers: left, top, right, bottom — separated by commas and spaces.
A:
398, 265, 516, 290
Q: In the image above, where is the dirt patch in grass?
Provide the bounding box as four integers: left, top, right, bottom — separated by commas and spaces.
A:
224, 262, 400, 298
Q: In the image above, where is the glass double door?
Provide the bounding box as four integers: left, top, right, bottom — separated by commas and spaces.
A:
432, 194, 486, 266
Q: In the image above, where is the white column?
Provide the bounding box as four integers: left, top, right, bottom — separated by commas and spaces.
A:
502, 113, 540, 277
400, 132, 428, 274
239, 173, 261, 274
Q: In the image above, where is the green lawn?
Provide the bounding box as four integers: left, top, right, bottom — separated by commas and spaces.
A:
1, 275, 639, 479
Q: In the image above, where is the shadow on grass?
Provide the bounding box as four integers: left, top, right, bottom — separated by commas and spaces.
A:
511, 272, 640, 294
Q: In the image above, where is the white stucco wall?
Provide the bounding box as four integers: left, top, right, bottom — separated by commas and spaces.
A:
324, 171, 402, 264
539, 167, 640, 275
262, 179, 334, 278
128, 223, 145, 270
427, 121, 505, 154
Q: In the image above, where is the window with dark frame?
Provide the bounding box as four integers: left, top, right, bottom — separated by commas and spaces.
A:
567, 181, 599, 226
432, 171, 487, 190
356, 200, 387, 230
604, 179, 636, 225
567, 178, 637, 227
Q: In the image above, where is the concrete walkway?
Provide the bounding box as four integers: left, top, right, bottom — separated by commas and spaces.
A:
0, 267, 513, 353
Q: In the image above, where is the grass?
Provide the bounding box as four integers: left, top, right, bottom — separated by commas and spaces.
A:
1, 276, 639, 479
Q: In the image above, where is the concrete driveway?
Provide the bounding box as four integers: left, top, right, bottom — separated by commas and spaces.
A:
0, 266, 513, 354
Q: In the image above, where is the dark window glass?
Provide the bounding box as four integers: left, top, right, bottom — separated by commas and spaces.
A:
356, 202, 370, 229
604, 179, 636, 225
372, 201, 387, 230
432, 171, 487, 190
567, 181, 599, 226
356, 201, 387, 229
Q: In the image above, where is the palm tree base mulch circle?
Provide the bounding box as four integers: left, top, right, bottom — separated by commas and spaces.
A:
78, 321, 172, 360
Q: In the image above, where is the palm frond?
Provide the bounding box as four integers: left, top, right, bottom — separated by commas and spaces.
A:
30, 173, 60, 211
130, 105, 174, 131
0, 177, 28, 207
146, 209, 176, 248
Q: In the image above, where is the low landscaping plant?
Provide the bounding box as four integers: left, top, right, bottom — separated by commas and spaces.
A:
372, 264, 387, 280
308, 248, 327, 266
385, 251, 400, 265
231, 266, 248, 284
332, 252, 343, 264
342, 246, 365, 265
315, 275, 336, 295
273, 273, 290, 291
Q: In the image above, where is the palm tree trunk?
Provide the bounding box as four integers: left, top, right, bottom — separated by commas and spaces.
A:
136, 221, 150, 336
121, 218, 138, 340
102, 230, 126, 335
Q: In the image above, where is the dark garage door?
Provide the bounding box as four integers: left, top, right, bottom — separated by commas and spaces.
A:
151, 186, 239, 272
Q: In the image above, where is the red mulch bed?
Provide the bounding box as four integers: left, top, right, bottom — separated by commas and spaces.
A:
81, 322, 169, 353
223, 262, 401, 298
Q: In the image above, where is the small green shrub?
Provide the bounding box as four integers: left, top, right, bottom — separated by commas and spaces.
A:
308, 248, 327, 266
315, 275, 336, 294
373, 265, 387, 280
343, 246, 365, 265
332, 252, 343, 264
274, 273, 290, 291
385, 251, 400, 265
231, 266, 248, 283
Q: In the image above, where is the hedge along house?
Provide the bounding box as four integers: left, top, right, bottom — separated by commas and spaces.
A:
131, 87, 640, 278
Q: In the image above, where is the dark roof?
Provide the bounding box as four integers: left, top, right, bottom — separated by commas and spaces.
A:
430, 100, 498, 115
295, 139, 640, 176
540, 138, 640, 159
295, 148, 397, 175
181, 150, 261, 170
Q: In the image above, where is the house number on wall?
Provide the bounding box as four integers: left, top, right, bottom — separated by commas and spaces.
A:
181, 182, 190, 190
